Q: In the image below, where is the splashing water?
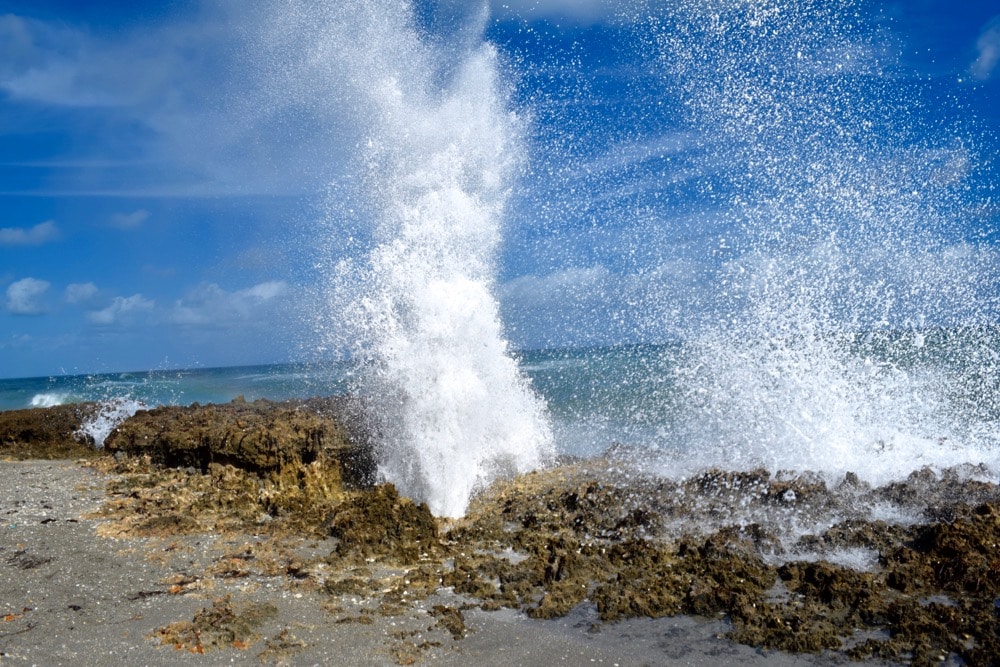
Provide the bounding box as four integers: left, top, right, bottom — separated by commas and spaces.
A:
252, 0, 995, 513
642, 0, 1000, 482
75, 398, 147, 449
357, 11, 552, 518
263, 2, 553, 516
30, 393, 73, 408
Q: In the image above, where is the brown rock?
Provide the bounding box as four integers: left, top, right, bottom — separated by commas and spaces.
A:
328, 483, 440, 564
0, 403, 101, 459
104, 397, 375, 486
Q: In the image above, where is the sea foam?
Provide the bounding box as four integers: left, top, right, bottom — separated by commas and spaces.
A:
75, 398, 146, 449
30, 393, 72, 408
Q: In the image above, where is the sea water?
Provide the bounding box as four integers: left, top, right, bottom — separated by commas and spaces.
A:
0, 363, 352, 413
3, 330, 996, 471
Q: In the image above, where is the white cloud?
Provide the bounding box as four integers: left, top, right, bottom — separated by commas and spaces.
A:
0, 220, 60, 246
0, 14, 35, 66
65, 282, 99, 304
0, 6, 361, 198
970, 15, 1000, 81
169, 281, 290, 327
0, 15, 77, 86
0, 13, 178, 108
109, 209, 149, 229
6, 277, 51, 315
242, 281, 288, 300
87, 294, 155, 325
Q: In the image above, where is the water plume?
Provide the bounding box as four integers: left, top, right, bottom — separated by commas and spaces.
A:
357, 10, 552, 518
266, 1, 553, 517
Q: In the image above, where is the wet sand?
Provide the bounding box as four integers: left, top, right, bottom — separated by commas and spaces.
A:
2, 459, 844, 666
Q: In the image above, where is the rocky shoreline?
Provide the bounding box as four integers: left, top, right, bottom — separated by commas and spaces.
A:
3, 399, 999, 665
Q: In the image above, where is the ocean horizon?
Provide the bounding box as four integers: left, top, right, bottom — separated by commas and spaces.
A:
5, 329, 997, 487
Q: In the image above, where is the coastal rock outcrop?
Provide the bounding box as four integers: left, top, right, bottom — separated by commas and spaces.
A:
103, 397, 375, 486
0, 403, 101, 459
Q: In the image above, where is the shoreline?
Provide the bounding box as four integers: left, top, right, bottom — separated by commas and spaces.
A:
3, 400, 999, 664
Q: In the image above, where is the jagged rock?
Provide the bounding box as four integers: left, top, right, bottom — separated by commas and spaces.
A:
104, 397, 375, 486
0, 403, 100, 459
327, 483, 440, 564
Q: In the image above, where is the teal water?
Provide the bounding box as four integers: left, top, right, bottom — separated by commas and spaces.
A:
0, 363, 352, 413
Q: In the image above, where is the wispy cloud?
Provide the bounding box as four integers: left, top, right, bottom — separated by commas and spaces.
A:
109, 209, 150, 230
970, 15, 1000, 81
500, 262, 706, 347
168, 281, 290, 327
578, 132, 698, 177
0, 6, 354, 198
5, 277, 50, 315
0, 220, 60, 246
87, 294, 155, 325
490, 0, 617, 24
65, 282, 99, 305
0, 14, 164, 112
502, 265, 612, 309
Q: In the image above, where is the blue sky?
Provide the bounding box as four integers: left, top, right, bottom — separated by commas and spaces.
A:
1, 0, 998, 379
